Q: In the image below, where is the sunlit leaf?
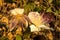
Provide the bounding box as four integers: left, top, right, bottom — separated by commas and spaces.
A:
48, 0, 53, 3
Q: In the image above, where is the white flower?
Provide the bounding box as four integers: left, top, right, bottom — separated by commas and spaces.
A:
10, 8, 24, 15
28, 12, 54, 32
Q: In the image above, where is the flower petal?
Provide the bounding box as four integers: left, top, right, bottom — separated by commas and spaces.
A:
10, 8, 24, 15
28, 12, 43, 27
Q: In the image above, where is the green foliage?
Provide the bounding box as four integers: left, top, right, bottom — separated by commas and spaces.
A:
55, 9, 60, 15
24, 3, 35, 14
34, 6, 43, 12
53, 0, 60, 7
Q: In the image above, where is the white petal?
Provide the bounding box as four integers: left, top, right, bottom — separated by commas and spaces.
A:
10, 10, 17, 15
39, 25, 54, 30
39, 25, 52, 30
30, 25, 39, 32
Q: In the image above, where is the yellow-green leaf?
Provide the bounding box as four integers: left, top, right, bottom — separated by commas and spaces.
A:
16, 35, 22, 40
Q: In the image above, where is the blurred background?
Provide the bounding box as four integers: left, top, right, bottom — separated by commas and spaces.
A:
0, 0, 60, 40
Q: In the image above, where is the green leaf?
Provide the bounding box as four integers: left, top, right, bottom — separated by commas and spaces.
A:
46, 7, 52, 12
0, 37, 8, 40
16, 35, 22, 40
34, 6, 43, 12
